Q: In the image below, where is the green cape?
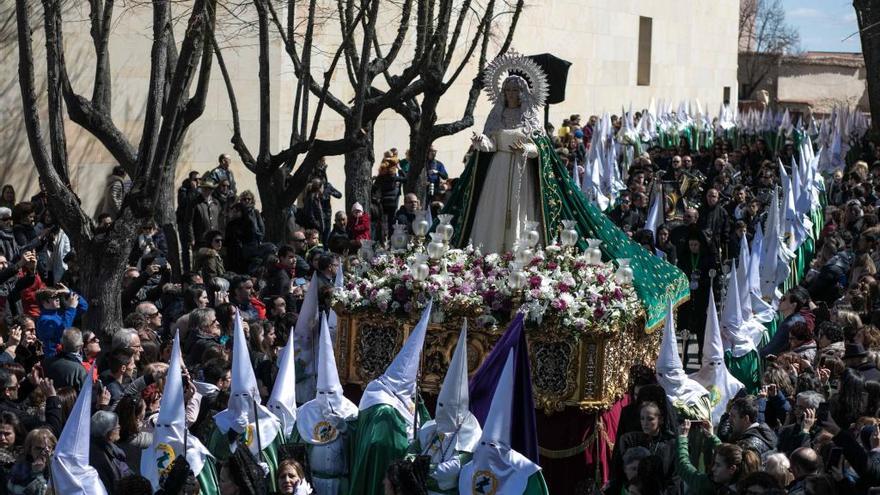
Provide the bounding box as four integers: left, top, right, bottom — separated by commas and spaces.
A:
348, 404, 412, 495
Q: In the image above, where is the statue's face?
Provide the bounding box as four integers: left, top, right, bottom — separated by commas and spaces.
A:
503, 81, 521, 108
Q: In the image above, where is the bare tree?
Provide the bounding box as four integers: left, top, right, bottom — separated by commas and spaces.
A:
738, 0, 799, 100
395, 0, 524, 201
221, 0, 482, 238
854, 0, 880, 134
213, 0, 364, 241
270, 0, 441, 212
15, 0, 216, 335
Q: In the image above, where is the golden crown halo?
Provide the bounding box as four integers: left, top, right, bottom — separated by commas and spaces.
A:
482, 50, 548, 113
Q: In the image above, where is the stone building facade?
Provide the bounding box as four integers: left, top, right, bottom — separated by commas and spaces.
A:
0, 0, 739, 212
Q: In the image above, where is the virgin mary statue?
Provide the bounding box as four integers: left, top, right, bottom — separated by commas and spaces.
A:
441, 51, 689, 331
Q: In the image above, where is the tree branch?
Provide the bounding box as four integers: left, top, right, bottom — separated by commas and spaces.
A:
266, 0, 351, 118
42, 0, 70, 184
212, 35, 258, 174
16, 0, 91, 244
184, 0, 216, 126
254, 0, 271, 163
88, 0, 114, 112
134, 0, 170, 179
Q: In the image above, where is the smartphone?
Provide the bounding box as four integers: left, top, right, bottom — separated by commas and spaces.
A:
816, 402, 830, 423
154, 256, 167, 267
827, 447, 843, 470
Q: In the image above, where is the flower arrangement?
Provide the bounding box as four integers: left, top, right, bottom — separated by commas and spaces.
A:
332, 243, 642, 338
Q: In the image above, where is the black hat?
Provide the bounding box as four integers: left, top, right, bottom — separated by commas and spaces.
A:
843, 342, 869, 359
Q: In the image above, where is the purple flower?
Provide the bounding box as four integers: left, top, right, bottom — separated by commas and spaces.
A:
596, 273, 606, 284
529, 275, 542, 289
547, 261, 558, 270
557, 282, 570, 293
593, 306, 605, 319
393, 286, 410, 302
449, 263, 464, 274
552, 298, 568, 311
613, 288, 623, 300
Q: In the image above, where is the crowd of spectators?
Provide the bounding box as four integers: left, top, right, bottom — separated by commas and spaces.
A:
0, 107, 879, 494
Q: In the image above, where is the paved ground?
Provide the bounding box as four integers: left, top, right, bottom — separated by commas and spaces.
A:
678, 331, 702, 374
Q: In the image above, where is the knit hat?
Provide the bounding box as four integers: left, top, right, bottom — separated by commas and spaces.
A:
352, 202, 364, 213
0, 207, 10, 219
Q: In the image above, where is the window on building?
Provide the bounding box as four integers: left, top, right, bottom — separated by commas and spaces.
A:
723, 86, 731, 104
637, 16, 652, 86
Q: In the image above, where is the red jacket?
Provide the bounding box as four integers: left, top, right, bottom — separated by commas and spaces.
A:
18, 272, 45, 318
348, 213, 371, 241
250, 296, 267, 320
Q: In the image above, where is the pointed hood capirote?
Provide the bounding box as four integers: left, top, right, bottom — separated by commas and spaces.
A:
359, 299, 433, 435
142, 331, 214, 492
722, 262, 763, 357
655, 301, 709, 409
50, 369, 109, 495
293, 273, 321, 401
214, 311, 281, 455
296, 313, 358, 445
418, 320, 481, 458
459, 349, 540, 495
689, 285, 744, 426
267, 327, 297, 437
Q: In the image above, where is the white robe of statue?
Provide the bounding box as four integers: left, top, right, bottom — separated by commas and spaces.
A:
468, 75, 543, 254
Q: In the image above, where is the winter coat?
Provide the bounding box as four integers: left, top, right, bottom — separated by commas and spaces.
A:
302, 195, 325, 233
37, 295, 89, 359
263, 264, 294, 298
89, 438, 134, 491
192, 247, 226, 281
186, 197, 222, 245
45, 352, 88, 391
348, 212, 371, 241
326, 226, 352, 255
374, 172, 406, 211
207, 166, 237, 196
607, 430, 678, 494
5, 462, 49, 495
790, 341, 818, 364
832, 428, 880, 492
0, 228, 20, 260
11, 225, 36, 251
735, 423, 777, 458
761, 310, 813, 359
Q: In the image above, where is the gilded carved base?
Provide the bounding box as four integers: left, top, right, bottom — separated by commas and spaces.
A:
334, 311, 658, 412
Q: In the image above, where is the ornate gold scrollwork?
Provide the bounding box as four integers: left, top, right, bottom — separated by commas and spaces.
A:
529, 339, 579, 413
336, 309, 657, 413
351, 316, 406, 384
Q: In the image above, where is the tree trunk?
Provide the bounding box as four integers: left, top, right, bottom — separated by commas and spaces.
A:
78, 220, 139, 338
257, 168, 289, 243
404, 91, 441, 203
856, 0, 880, 134
155, 174, 182, 278
343, 120, 375, 211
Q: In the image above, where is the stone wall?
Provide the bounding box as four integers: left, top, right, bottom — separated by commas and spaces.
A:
0, 0, 738, 216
